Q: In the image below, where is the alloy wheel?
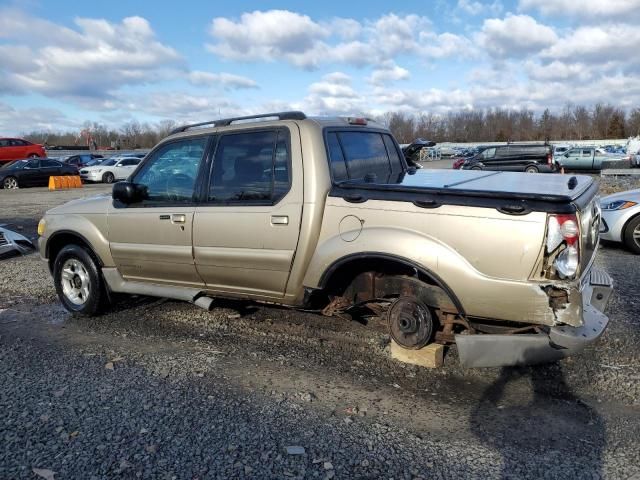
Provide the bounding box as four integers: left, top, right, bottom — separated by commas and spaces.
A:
3, 177, 18, 189
60, 258, 91, 306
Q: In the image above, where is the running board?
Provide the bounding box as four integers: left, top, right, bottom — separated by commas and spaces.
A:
102, 268, 205, 305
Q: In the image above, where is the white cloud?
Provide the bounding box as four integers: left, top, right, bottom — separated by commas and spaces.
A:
0, 8, 182, 98
0, 101, 79, 134
304, 73, 367, 114
457, 0, 503, 16
519, 0, 640, 18
479, 14, 557, 58
206, 10, 453, 69
541, 24, 640, 68
308, 72, 359, 98
207, 10, 330, 69
130, 92, 239, 122
187, 71, 258, 89
525, 60, 593, 82
368, 61, 410, 85
420, 32, 479, 59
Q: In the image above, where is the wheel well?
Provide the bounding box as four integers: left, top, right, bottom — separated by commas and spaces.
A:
317, 254, 465, 315
46, 232, 102, 273
622, 212, 640, 236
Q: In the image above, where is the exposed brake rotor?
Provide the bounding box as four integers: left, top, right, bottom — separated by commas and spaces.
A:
387, 297, 434, 349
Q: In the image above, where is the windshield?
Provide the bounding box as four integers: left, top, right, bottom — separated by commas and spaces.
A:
85, 158, 104, 167
101, 159, 118, 166
1, 160, 26, 170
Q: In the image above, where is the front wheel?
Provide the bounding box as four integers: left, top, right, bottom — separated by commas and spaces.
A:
471, 166, 482, 171
525, 165, 539, 173
3, 176, 18, 189
53, 245, 106, 315
623, 215, 640, 254
102, 172, 115, 184
29, 153, 40, 158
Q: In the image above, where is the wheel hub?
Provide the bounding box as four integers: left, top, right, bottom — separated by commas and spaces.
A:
387, 297, 434, 349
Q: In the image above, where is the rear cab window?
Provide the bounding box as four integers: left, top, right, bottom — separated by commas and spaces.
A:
325, 130, 404, 182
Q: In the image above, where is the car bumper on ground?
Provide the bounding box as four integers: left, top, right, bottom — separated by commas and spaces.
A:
0, 226, 35, 257
455, 267, 613, 368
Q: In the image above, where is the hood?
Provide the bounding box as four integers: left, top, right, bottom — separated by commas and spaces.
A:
47, 193, 111, 215
601, 188, 640, 203
81, 165, 108, 171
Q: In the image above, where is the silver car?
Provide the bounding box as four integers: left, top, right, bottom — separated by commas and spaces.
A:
600, 189, 640, 254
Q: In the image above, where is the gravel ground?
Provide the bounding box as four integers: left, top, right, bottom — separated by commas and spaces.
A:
1, 184, 640, 479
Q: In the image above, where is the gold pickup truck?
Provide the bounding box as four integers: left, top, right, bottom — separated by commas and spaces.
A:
38, 112, 613, 367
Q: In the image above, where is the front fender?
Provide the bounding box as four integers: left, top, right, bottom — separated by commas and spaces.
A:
41, 213, 113, 267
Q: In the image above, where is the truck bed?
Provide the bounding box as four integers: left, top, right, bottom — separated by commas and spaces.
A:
331, 169, 598, 214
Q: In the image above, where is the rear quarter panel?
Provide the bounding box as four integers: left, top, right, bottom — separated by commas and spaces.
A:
304, 198, 554, 324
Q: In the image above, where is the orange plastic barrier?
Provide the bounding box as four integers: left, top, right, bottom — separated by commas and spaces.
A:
48, 176, 83, 190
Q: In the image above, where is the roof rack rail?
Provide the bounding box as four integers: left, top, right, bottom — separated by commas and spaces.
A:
170, 111, 307, 135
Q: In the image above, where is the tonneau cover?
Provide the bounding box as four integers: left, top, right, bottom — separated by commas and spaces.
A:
342, 170, 593, 202
331, 170, 598, 214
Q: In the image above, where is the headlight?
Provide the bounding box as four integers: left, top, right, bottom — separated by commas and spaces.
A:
37, 219, 46, 236
601, 200, 637, 211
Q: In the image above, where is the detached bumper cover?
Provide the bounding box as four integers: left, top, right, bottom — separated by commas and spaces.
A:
456, 267, 613, 368
0, 226, 35, 257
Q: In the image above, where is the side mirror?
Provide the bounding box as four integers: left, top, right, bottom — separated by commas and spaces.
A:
112, 182, 146, 204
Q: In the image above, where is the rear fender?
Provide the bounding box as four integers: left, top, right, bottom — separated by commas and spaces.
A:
304, 227, 563, 326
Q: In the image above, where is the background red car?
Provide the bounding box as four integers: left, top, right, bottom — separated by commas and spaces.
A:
0, 138, 46, 163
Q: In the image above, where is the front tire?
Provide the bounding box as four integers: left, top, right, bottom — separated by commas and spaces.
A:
471, 166, 482, 171
29, 153, 39, 158
3, 176, 19, 189
53, 245, 106, 316
623, 215, 640, 254
103, 172, 115, 184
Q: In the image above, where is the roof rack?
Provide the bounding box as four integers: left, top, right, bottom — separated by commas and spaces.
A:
170, 111, 307, 135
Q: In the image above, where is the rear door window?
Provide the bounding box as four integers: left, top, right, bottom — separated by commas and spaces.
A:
208, 129, 291, 204
326, 131, 403, 182
41, 159, 61, 168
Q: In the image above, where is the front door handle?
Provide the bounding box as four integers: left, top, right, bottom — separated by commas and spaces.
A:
171, 214, 186, 224
271, 215, 289, 225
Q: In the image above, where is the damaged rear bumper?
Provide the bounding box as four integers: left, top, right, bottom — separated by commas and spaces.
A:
455, 267, 613, 368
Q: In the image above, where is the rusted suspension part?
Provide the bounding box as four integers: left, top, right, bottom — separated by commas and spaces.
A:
321, 296, 352, 317
435, 312, 474, 344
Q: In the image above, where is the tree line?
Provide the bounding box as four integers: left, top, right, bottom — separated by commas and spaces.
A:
21, 103, 640, 149
23, 120, 179, 150
383, 104, 640, 144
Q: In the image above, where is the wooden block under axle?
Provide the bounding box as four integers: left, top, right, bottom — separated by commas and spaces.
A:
390, 341, 444, 368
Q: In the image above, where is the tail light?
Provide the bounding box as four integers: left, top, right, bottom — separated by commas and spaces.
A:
546, 214, 580, 279
547, 152, 552, 165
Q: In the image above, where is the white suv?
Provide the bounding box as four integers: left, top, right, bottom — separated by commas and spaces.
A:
79, 157, 142, 184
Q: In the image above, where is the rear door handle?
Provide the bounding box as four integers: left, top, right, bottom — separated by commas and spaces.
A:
171, 214, 186, 224
271, 215, 289, 225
